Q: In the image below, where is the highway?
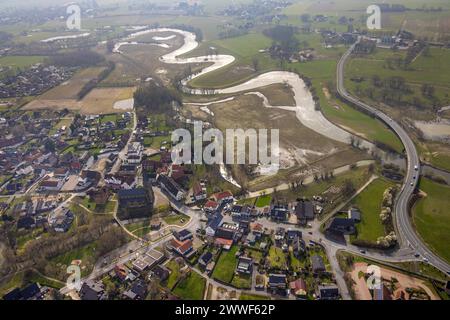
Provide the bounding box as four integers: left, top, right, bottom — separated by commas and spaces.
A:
337, 39, 450, 274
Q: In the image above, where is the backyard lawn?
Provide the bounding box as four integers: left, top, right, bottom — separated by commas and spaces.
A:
212, 246, 239, 283
268, 246, 287, 270
255, 195, 272, 208
165, 260, 181, 290
173, 271, 206, 300
350, 178, 395, 243
231, 274, 252, 289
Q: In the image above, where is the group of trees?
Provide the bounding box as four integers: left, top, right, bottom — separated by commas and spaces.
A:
77, 61, 115, 100
134, 82, 182, 115
263, 25, 300, 60
356, 72, 441, 111
49, 49, 105, 68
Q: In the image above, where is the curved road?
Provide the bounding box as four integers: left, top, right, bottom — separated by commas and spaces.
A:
337, 39, 450, 274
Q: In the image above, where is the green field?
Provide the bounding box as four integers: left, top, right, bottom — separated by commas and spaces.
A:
165, 260, 181, 290
239, 293, 271, 300
231, 273, 252, 289
268, 246, 287, 270
173, 271, 206, 300
212, 246, 239, 283
255, 195, 272, 208
413, 178, 450, 264
0, 56, 45, 75
163, 213, 190, 226
345, 48, 450, 108
350, 178, 395, 243
0, 270, 63, 297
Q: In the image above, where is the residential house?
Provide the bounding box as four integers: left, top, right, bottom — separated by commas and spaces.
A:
286, 229, 302, 244
117, 187, 153, 220
270, 205, 289, 221
191, 182, 207, 202
39, 178, 64, 192
290, 279, 307, 299
132, 249, 164, 272
48, 209, 74, 232
152, 265, 170, 282
79, 280, 107, 300
199, 252, 213, 270
204, 200, 219, 214
3, 283, 45, 300
123, 280, 147, 300
236, 256, 253, 275
169, 239, 194, 258
211, 190, 234, 205
317, 285, 339, 300
158, 174, 185, 201
231, 205, 251, 222
311, 255, 326, 274
292, 237, 307, 258
88, 187, 111, 206
173, 229, 193, 242
296, 200, 314, 225
325, 218, 356, 242
205, 212, 223, 237
17, 216, 36, 230
268, 274, 287, 291
348, 208, 361, 222
114, 265, 129, 282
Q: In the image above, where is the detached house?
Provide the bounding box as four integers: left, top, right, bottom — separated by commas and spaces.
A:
191, 182, 207, 202
295, 200, 314, 225
158, 174, 185, 201
204, 200, 219, 214
211, 190, 234, 205
117, 187, 153, 220
169, 239, 194, 258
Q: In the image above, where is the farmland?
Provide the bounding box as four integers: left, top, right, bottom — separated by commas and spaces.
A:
413, 178, 450, 263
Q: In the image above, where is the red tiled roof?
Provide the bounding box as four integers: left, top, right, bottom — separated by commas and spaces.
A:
193, 183, 203, 196
171, 239, 193, 255
213, 190, 233, 201
214, 238, 233, 248
204, 200, 219, 209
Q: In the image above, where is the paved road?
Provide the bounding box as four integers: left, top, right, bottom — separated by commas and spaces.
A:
337, 39, 450, 274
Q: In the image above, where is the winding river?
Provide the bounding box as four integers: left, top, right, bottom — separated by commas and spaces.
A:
115, 27, 450, 187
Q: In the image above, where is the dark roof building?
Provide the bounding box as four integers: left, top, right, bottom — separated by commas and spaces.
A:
311, 255, 326, 274
117, 187, 153, 220
317, 285, 339, 300
296, 200, 314, 224
157, 174, 185, 201
173, 229, 193, 242
325, 218, 356, 242
270, 205, 289, 221
268, 274, 287, 290
79, 280, 107, 300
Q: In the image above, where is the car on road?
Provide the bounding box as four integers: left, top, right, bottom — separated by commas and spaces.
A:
308, 231, 313, 235
360, 250, 366, 254
414, 253, 420, 258
422, 257, 429, 263
414, 165, 418, 171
